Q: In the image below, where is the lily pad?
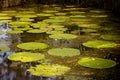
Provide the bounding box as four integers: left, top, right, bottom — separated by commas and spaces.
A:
82, 40, 117, 49
27, 29, 45, 33
43, 10, 59, 13
27, 64, 70, 76
17, 42, 49, 50
48, 48, 80, 57
78, 57, 116, 69
37, 13, 54, 17
46, 31, 64, 34
0, 31, 5, 34
8, 52, 45, 62
9, 22, 31, 26
6, 30, 23, 34
0, 46, 10, 52
15, 14, 37, 18
101, 34, 120, 41
49, 33, 78, 39
0, 17, 12, 20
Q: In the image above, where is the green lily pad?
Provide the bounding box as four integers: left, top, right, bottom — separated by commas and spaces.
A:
78, 24, 100, 29
9, 22, 31, 26
70, 15, 87, 19
19, 18, 34, 22
15, 14, 37, 18
0, 17, 12, 20
82, 40, 117, 49
13, 27, 32, 31
46, 31, 64, 34
90, 15, 108, 18
69, 11, 86, 14
48, 48, 80, 57
78, 57, 116, 69
0, 31, 5, 34
49, 33, 78, 39
101, 34, 120, 41
6, 30, 23, 34
8, 52, 45, 62
37, 13, 54, 17
0, 46, 10, 52
27, 29, 45, 33
55, 12, 67, 16
43, 19, 66, 23
17, 42, 49, 50
0, 13, 8, 16
27, 64, 70, 76
43, 10, 59, 13
31, 22, 49, 28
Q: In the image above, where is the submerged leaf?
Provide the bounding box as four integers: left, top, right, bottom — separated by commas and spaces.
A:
83, 40, 117, 48
27, 64, 70, 76
8, 52, 45, 62
78, 57, 116, 69
48, 48, 80, 57
17, 42, 49, 50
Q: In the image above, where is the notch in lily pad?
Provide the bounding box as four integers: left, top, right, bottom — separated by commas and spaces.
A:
8, 52, 45, 62
17, 42, 49, 50
49, 33, 78, 40
78, 57, 116, 69
27, 64, 70, 76
82, 40, 117, 49
48, 47, 80, 57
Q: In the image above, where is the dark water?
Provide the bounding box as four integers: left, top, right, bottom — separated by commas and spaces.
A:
0, 4, 120, 80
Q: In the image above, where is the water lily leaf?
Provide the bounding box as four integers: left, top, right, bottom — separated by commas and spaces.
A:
69, 11, 86, 14
43, 19, 66, 23
7, 30, 23, 34
31, 22, 49, 28
101, 34, 120, 41
48, 48, 80, 57
8, 52, 45, 62
19, 18, 34, 22
9, 22, 31, 26
13, 27, 32, 31
0, 20, 12, 22
78, 24, 100, 29
82, 40, 117, 48
43, 10, 59, 13
27, 64, 70, 76
18, 11, 35, 14
0, 31, 5, 34
70, 15, 87, 19
0, 13, 8, 16
78, 57, 116, 69
0, 17, 12, 20
49, 33, 78, 39
55, 12, 67, 16
0, 46, 10, 52
15, 14, 37, 18
37, 13, 54, 17
17, 42, 49, 50
46, 31, 64, 34
90, 15, 108, 18
27, 29, 45, 33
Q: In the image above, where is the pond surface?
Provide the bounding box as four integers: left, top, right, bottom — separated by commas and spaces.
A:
0, 4, 120, 80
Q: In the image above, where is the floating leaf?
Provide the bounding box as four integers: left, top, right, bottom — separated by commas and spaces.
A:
27, 64, 70, 76
9, 22, 31, 26
15, 14, 37, 18
27, 29, 45, 33
0, 31, 5, 34
101, 34, 120, 41
82, 40, 117, 48
78, 57, 116, 69
7, 30, 23, 34
8, 52, 45, 62
0, 46, 10, 52
43, 10, 59, 13
17, 42, 49, 50
49, 33, 78, 39
46, 31, 63, 34
37, 13, 54, 17
0, 17, 12, 20
48, 48, 80, 57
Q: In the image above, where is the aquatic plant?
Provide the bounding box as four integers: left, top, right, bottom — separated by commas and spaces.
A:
15, 14, 37, 18
6, 30, 23, 34
101, 34, 120, 41
46, 30, 64, 34
27, 29, 45, 33
27, 64, 70, 76
19, 18, 34, 22
43, 10, 59, 13
0, 31, 5, 34
49, 33, 78, 39
82, 40, 117, 48
0, 17, 12, 20
0, 46, 10, 52
78, 57, 116, 69
48, 48, 80, 57
17, 42, 49, 50
37, 13, 54, 17
9, 22, 31, 26
8, 52, 45, 62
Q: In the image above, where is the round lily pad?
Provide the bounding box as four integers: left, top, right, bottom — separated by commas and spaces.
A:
0, 46, 10, 52
8, 52, 45, 62
48, 48, 80, 57
27, 29, 45, 33
46, 31, 64, 34
0, 31, 5, 34
49, 33, 78, 39
27, 64, 70, 76
37, 13, 54, 17
9, 22, 31, 26
15, 14, 37, 18
78, 57, 116, 69
6, 30, 23, 34
101, 34, 120, 41
17, 42, 49, 50
0, 17, 12, 20
82, 40, 117, 49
